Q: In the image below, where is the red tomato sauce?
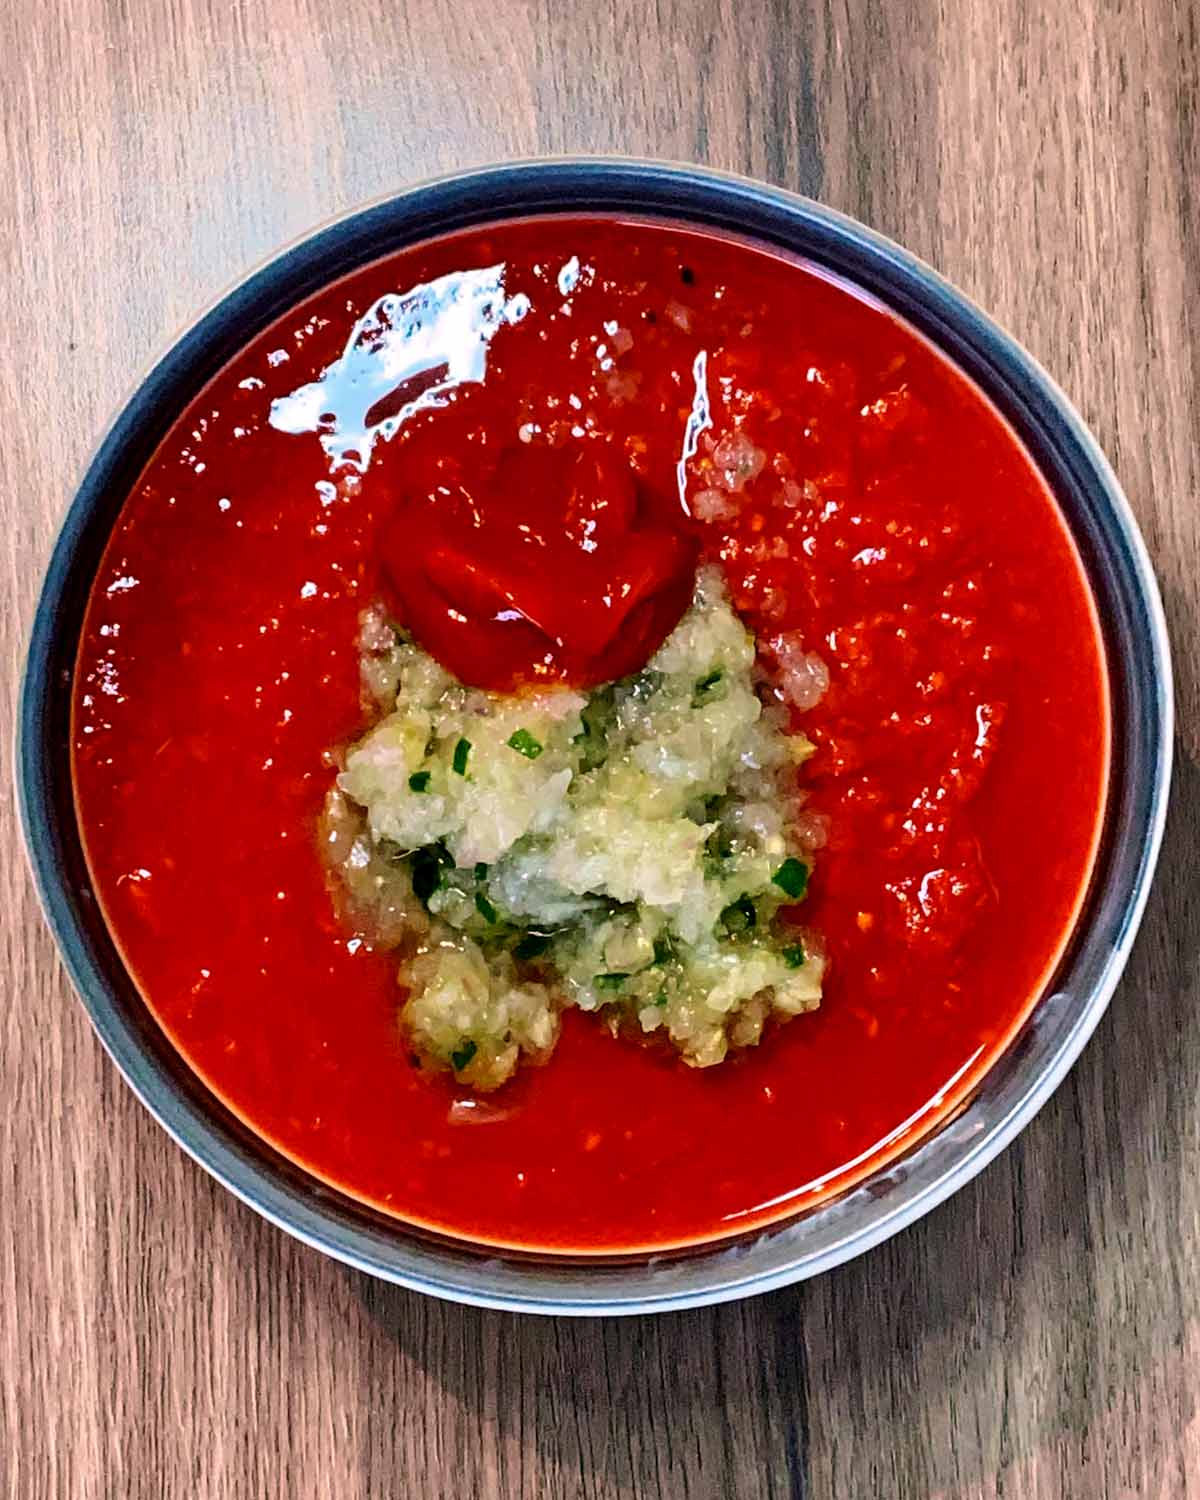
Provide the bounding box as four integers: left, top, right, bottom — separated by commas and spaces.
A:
72, 218, 1109, 1252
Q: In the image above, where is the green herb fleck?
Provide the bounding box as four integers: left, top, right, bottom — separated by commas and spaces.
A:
514, 933, 552, 961
782, 944, 807, 969
721, 895, 758, 934
594, 972, 630, 991
411, 844, 450, 904
692, 668, 725, 706
628, 668, 664, 703
408, 771, 431, 793
474, 862, 489, 881
475, 892, 498, 924
703, 816, 734, 870
506, 728, 544, 760
452, 738, 471, 776
450, 1039, 477, 1072
772, 858, 810, 900
575, 687, 616, 770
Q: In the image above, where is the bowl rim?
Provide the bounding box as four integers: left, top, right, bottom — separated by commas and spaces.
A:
17, 156, 1174, 1315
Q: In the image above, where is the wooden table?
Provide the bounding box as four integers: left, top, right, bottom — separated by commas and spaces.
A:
3, 2, 1196, 1495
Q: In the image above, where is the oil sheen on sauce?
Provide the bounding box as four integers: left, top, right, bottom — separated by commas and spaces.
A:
72, 217, 1110, 1252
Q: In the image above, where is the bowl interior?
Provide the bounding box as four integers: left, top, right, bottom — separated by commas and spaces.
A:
19, 160, 1171, 1313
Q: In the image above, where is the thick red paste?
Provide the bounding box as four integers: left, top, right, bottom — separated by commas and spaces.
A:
380, 437, 698, 690
72, 217, 1109, 1252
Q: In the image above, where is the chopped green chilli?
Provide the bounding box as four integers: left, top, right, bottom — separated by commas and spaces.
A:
782, 944, 807, 969
514, 932, 552, 961
772, 858, 809, 899
721, 895, 758, 934
450, 1039, 477, 1071
506, 728, 544, 759
452, 738, 471, 775
475, 892, 498, 923
692, 668, 724, 705
410, 845, 449, 903
408, 771, 431, 792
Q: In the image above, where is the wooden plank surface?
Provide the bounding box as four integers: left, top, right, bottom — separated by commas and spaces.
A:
2, 1, 1196, 1495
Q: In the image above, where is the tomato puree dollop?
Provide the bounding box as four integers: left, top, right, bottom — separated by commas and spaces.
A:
71, 217, 1109, 1252
379, 437, 698, 690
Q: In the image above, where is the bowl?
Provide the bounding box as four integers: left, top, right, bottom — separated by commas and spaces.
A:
18, 159, 1172, 1314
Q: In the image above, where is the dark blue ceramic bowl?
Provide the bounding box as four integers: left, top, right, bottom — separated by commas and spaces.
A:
18, 160, 1172, 1313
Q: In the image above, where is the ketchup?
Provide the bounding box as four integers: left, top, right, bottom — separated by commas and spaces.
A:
378, 438, 698, 690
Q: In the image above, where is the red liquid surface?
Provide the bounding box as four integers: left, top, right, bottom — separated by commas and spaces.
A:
72, 217, 1109, 1251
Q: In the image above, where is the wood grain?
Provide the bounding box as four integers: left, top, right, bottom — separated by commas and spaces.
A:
2, 1, 1197, 1495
